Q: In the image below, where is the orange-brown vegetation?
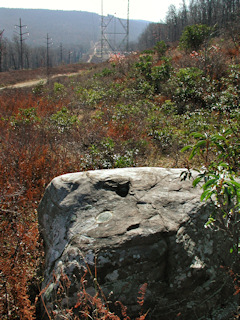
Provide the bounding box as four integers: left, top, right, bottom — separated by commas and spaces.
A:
0, 89, 83, 319
0, 39, 239, 318
38, 268, 148, 320
0, 75, 149, 318
0, 63, 96, 87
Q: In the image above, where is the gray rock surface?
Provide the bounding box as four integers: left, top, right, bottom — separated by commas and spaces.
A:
38, 167, 237, 319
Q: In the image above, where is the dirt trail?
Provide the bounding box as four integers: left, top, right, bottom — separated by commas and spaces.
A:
0, 70, 84, 90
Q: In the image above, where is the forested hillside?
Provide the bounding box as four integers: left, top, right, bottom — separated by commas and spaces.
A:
138, 0, 240, 49
0, 8, 149, 70
0, 8, 149, 45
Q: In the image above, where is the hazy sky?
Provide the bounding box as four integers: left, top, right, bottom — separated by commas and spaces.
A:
0, 0, 187, 22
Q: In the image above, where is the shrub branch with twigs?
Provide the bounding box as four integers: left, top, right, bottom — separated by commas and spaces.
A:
38, 258, 148, 320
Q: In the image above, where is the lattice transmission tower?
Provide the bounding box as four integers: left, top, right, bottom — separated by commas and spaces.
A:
101, 0, 129, 59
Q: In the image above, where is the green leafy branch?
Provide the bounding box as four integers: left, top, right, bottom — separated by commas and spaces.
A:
181, 128, 240, 258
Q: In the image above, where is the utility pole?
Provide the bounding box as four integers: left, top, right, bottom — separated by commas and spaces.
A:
60, 43, 63, 64
14, 18, 29, 69
46, 33, 52, 82
101, 0, 104, 60
0, 30, 4, 72
127, 0, 130, 52
68, 51, 72, 64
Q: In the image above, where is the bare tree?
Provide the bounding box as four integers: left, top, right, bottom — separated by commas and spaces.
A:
166, 5, 180, 42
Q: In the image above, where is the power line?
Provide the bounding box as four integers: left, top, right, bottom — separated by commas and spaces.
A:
0, 29, 4, 72
101, 0, 130, 59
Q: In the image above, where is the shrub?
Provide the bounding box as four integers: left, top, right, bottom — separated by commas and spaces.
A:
181, 128, 240, 270
82, 138, 137, 170
50, 107, 79, 132
154, 40, 167, 59
151, 58, 173, 93
32, 80, 45, 95
135, 55, 153, 81
94, 67, 115, 78
53, 82, 65, 93
160, 100, 178, 116
10, 107, 41, 126
180, 24, 213, 52
169, 67, 206, 113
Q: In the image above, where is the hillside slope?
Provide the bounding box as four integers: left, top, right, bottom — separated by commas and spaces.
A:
0, 8, 150, 48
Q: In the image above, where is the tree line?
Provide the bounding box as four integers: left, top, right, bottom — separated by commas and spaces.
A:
0, 0, 239, 71
138, 0, 240, 50
0, 25, 87, 72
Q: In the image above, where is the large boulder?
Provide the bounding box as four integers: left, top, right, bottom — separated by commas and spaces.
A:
38, 167, 237, 319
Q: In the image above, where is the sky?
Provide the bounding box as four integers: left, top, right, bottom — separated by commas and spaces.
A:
0, 0, 187, 22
